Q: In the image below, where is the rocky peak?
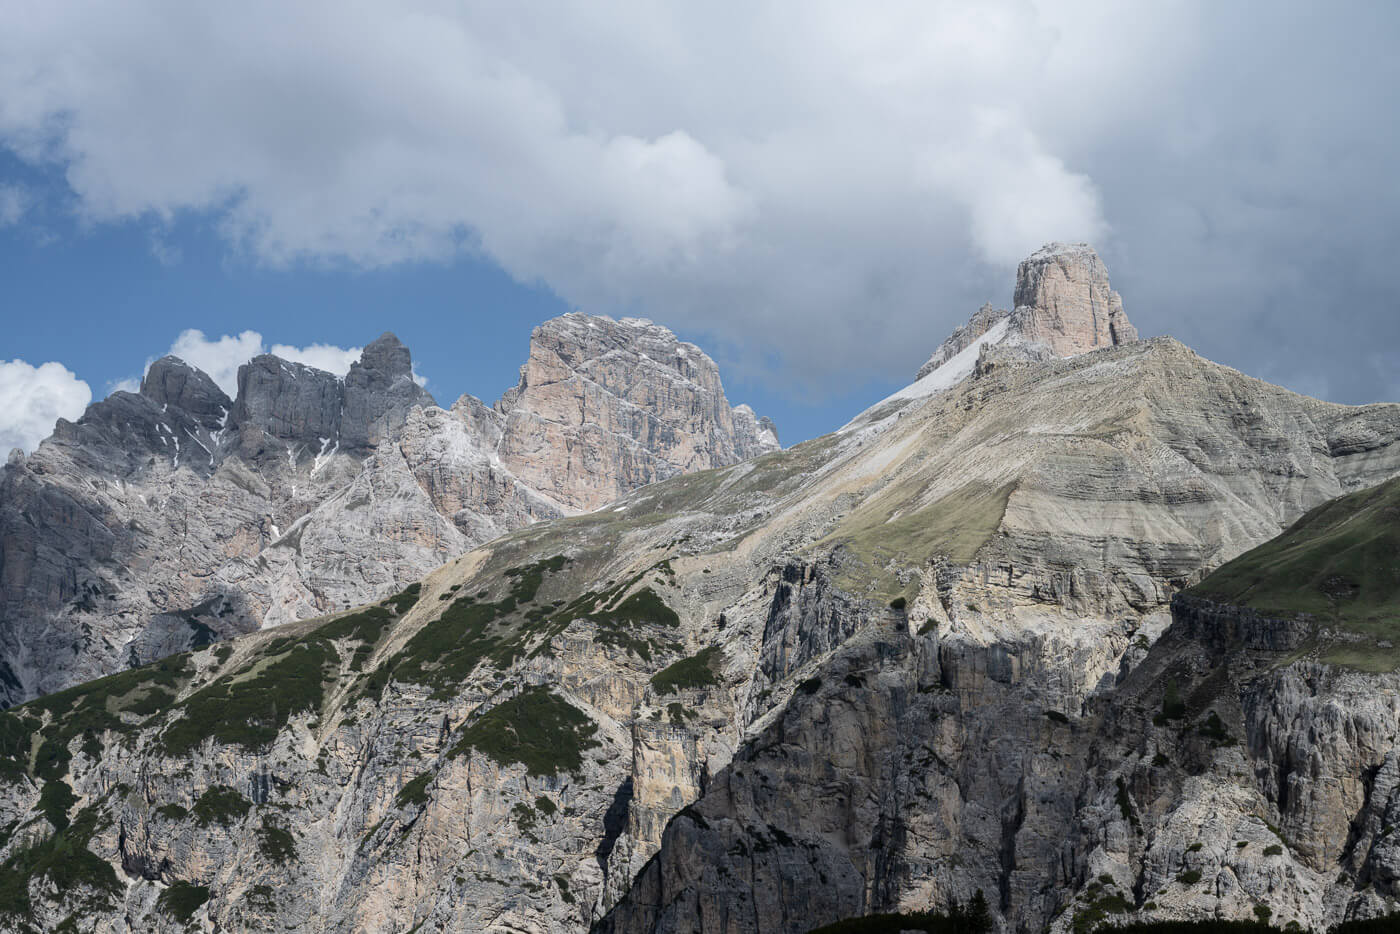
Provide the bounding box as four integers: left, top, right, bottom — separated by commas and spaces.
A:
1012, 241, 1138, 355
913, 242, 1139, 385
493, 312, 780, 511
139, 356, 231, 430
230, 355, 344, 454
341, 332, 436, 452
229, 335, 437, 457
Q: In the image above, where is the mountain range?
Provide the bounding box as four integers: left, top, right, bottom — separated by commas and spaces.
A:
1, 243, 1398, 933
0, 314, 777, 705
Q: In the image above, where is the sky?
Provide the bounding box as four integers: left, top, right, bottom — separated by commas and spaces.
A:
1, 1, 1398, 453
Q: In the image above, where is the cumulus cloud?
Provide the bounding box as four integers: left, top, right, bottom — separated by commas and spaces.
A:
0, 360, 92, 454
0, 1, 1396, 399
166, 330, 269, 398
116, 331, 428, 400
165, 330, 367, 397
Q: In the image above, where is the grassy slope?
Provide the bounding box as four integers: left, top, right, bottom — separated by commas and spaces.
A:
1188, 475, 1400, 667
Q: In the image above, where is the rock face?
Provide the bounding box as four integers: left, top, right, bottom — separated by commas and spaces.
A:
3, 266, 1400, 934
494, 314, 779, 511
0, 319, 776, 705
916, 242, 1138, 381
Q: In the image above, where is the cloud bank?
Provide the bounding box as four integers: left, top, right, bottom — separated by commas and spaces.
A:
1, 1, 1396, 400
0, 360, 92, 454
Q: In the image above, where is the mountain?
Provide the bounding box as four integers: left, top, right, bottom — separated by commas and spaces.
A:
0, 317, 777, 705
910, 241, 1138, 388
2, 244, 1399, 933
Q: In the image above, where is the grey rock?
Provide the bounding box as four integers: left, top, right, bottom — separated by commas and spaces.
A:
0, 321, 775, 706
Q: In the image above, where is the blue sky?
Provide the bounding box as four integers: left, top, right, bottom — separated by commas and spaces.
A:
2, 2, 1397, 454
1, 152, 890, 448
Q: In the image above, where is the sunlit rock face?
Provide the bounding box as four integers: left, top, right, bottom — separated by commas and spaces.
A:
0, 319, 775, 705
916, 242, 1138, 382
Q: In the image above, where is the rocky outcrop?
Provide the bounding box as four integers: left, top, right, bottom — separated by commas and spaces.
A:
915, 242, 1138, 382
0, 319, 776, 705
494, 314, 780, 511
1012, 241, 1138, 354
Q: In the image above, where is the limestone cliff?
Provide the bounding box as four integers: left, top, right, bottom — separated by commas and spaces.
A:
493, 313, 779, 512
915, 242, 1138, 382
0, 320, 776, 705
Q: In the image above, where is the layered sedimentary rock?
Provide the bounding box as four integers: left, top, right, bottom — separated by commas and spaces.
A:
0, 320, 775, 704
4, 300, 1400, 932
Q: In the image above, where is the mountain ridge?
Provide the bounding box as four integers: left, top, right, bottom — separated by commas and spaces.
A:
0, 314, 776, 705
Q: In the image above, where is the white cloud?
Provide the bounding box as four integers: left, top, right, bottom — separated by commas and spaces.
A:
165, 330, 366, 397
166, 330, 269, 398
107, 376, 141, 395
0, 1, 1123, 389
0, 360, 92, 454
267, 342, 363, 379
0, 2, 1395, 398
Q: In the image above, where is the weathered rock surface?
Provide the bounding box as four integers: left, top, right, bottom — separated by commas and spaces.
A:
916, 242, 1138, 381
0, 319, 775, 705
495, 313, 780, 511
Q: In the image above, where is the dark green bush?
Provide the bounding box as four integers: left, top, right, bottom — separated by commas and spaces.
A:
156, 881, 210, 922
450, 686, 599, 776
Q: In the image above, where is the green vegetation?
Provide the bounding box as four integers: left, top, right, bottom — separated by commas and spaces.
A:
1098, 923, 1272, 933
156, 881, 210, 923
1334, 916, 1400, 933
1264, 844, 1283, 856
12, 654, 193, 785
650, 647, 722, 695
256, 821, 297, 864
807, 894, 991, 933
160, 583, 422, 752
1045, 710, 1070, 724
161, 640, 336, 753
1072, 889, 1134, 933
511, 802, 540, 840
383, 582, 422, 615
449, 686, 598, 776
155, 803, 189, 820
1115, 777, 1139, 829
1199, 711, 1235, 745
395, 772, 433, 808
357, 555, 628, 699
820, 481, 1015, 597
38, 779, 77, 830
1156, 678, 1187, 724
0, 801, 121, 923
1188, 475, 1400, 670
1176, 870, 1202, 885
191, 785, 250, 827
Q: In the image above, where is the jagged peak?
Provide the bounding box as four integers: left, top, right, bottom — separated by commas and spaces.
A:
914, 241, 1139, 385
139, 354, 232, 421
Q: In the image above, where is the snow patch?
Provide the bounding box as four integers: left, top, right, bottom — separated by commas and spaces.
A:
879, 318, 1012, 404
